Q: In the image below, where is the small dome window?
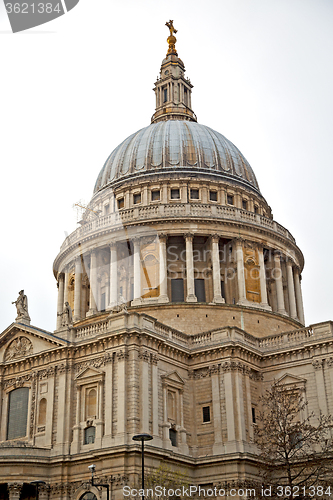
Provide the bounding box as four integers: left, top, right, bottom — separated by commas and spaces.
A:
133, 193, 141, 205
190, 189, 199, 200
171, 189, 180, 200
151, 190, 160, 201
227, 194, 234, 205
209, 191, 217, 202
117, 198, 124, 209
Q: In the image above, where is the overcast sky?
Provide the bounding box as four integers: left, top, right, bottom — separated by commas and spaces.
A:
1, 0, 332, 333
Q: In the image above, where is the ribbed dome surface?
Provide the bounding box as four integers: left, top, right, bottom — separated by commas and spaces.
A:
94, 121, 260, 194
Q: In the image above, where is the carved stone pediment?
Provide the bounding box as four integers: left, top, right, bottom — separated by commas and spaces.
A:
0, 324, 68, 364
275, 373, 306, 389
75, 366, 105, 385
4, 336, 33, 361
161, 370, 185, 389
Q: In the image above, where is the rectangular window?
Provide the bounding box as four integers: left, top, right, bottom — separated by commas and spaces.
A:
252, 407, 256, 424
227, 194, 234, 205
254, 205, 259, 214
104, 204, 109, 215
209, 191, 217, 202
171, 279, 184, 302
190, 189, 199, 199
169, 428, 177, 446
117, 198, 124, 209
163, 88, 168, 103
221, 281, 226, 300
84, 426, 96, 444
242, 200, 247, 210
202, 406, 211, 423
151, 190, 160, 201
133, 193, 141, 204
195, 279, 206, 302
171, 188, 180, 199
7, 388, 29, 440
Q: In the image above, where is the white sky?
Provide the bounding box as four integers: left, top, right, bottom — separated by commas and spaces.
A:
1, 0, 332, 333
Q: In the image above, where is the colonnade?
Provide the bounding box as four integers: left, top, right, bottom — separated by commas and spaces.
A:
56, 234, 305, 328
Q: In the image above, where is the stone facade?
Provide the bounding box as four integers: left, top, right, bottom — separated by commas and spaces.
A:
0, 23, 331, 500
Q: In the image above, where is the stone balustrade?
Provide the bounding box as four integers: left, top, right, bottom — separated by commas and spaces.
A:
74, 313, 333, 353
60, 204, 296, 252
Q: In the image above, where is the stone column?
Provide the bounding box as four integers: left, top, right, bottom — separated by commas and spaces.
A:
140, 351, 149, 433
103, 356, 113, 445
273, 252, 287, 315
294, 267, 305, 325
54, 364, 71, 455
64, 267, 69, 305
151, 355, 161, 444
224, 367, 236, 444
313, 359, 329, 415
211, 235, 224, 304
71, 384, 81, 454
178, 390, 189, 454
236, 239, 247, 305
185, 233, 197, 302
116, 350, 127, 444
235, 365, 246, 443
286, 260, 298, 320
211, 368, 223, 454
258, 245, 270, 309
56, 273, 65, 329
109, 242, 118, 308
162, 385, 172, 449
87, 250, 97, 316
73, 257, 82, 322
132, 238, 142, 306
244, 368, 254, 441
158, 234, 169, 303
8, 483, 23, 500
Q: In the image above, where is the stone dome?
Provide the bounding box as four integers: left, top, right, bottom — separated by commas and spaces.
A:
93, 121, 260, 195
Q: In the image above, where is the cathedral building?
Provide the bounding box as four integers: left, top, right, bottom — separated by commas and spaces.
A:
1, 21, 332, 500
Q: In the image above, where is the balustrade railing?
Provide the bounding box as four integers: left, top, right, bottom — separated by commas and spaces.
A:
60, 203, 295, 251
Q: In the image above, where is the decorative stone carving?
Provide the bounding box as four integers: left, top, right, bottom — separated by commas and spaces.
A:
138, 350, 151, 362
12, 290, 30, 324
117, 350, 128, 361
8, 483, 23, 499
312, 359, 324, 370
5, 336, 33, 361
4, 374, 32, 389
38, 366, 56, 380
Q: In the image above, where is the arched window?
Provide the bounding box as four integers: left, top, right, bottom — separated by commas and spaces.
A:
167, 391, 175, 422
38, 398, 47, 425
85, 388, 97, 418
84, 426, 96, 444
80, 493, 97, 500
7, 387, 29, 440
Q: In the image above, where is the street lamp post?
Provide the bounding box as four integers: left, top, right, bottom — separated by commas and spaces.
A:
30, 481, 46, 500
132, 433, 153, 494
88, 465, 110, 500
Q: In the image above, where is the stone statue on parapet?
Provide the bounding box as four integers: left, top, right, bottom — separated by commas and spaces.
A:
118, 293, 128, 313
58, 301, 73, 327
12, 290, 31, 325
111, 293, 128, 314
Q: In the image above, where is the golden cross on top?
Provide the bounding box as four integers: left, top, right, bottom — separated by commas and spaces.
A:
166, 20, 177, 37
